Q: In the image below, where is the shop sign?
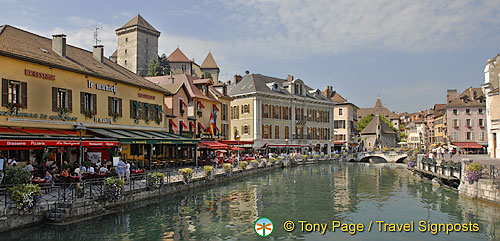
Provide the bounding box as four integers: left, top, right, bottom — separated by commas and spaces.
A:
25, 69, 55, 81
88, 80, 117, 94
93, 117, 112, 124
0, 111, 77, 121
138, 93, 155, 100
0, 140, 119, 147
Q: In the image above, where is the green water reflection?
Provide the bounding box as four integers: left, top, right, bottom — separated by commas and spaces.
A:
4, 163, 500, 240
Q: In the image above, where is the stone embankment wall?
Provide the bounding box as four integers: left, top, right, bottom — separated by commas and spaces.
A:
458, 161, 500, 204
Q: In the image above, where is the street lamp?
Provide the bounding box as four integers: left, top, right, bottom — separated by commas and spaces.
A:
75, 124, 87, 180
236, 134, 240, 166
329, 139, 333, 157
285, 139, 289, 155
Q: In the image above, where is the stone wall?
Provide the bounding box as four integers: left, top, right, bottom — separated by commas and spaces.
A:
459, 179, 500, 203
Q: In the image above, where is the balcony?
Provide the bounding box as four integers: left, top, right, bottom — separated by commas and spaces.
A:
296, 120, 306, 125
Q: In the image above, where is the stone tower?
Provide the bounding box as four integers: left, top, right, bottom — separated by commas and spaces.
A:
115, 14, 160, 77
200, 52, 220, 82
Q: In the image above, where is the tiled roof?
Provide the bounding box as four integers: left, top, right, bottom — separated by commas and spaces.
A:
446, 87, 486, 107
358, 98, 399, 120
146, 74, 216, 102
167, 48, 190, 63
160, 83, 183, 95
116, 14, 160, 34
322, 91, 347, 103
200, 52, 218, 69
110, 50, 117, 58
0, 25, 168, 93
193, 78, 213, 85
360, 115, 396, 135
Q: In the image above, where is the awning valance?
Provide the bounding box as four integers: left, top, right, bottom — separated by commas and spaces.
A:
213, 104, 219, 112
169, 119, 177, 128
189, 122, 196, 129
180, 121, 188, 129
452, 142, 483, 149
87, 128, 198, 145
133, 101, 142, 109
198, 141, 229, 149
0, 140, 118, 147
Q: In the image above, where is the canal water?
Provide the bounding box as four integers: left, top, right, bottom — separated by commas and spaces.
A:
4, 163, 500, 240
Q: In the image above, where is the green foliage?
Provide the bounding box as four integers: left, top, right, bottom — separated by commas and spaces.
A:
146, 172, 165, 190
380, 115, 398, 132
239, 161, 248, 170
357, 115, 374, 131
204, 166, 213, 176
104, 177, 124, 200
8, 184, 41, 211
202, 72, 213, 80
3, 167, 31, 185
223, 163, 232, 172
147, 57, 161, 77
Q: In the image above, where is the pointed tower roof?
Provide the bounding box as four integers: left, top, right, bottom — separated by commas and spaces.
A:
167, 48, 191, 63
375, 98, 383, 108
116, 14, 160, 34
201, 52, 219, 69
360, 115, 396, 135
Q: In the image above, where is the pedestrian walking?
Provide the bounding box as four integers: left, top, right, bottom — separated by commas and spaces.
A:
117, 159, 126, 181
125, 161, 131, 183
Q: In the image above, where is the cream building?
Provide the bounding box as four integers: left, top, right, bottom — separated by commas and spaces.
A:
227, 74, 335, 154
483, 57, 500, 158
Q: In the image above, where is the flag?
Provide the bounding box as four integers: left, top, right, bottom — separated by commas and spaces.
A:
213, 106, 218, 135
209, 112, 215, 135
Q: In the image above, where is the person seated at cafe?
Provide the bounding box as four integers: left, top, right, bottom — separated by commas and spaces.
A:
44, 171, 53, 182
89, 165, 95, 174
73, 166, 81, 176
24, 161, 34, 172
61, 168, 69, 177
130, 162, 139, 172
81, 165, 87, 173
99, 166, 108, 173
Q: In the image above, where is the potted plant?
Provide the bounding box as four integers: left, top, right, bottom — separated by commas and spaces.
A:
179, 168, 193, 183
313, 154, 320, 159
465, 162, 483, 184
8, 184, 41, 212
239, 161, 248, 171
83, 109, 95, 119
223, 163, 232, 173
146, 172, 165, 190
104, 177, 124, 201
204, 165, 213, 177
301, 154, 309, 160
407, 159, 416, 168
250, 160, 259, 168
144, 116, 150, 124
134, 117, 140, 124
111, 112, 120, 122
155, 118, 161, 125
7, 102, 23, 114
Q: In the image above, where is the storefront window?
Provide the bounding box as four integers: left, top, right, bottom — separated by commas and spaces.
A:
8, 80, 21, 104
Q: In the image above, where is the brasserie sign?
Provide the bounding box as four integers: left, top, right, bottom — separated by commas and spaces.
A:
25, 69, 55, 81
88, 80, 117, 94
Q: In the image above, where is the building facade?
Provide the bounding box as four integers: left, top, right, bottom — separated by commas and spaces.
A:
360, 114, 397, 149
445, 88, 487, 150
115, 14, 160, 77
483, 57, 500, 158
228, 74, 335, 154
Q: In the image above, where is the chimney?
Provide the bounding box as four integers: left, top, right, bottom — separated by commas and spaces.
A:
447, 89, 457, 104
223, 84, 227, 95
234, 75, 242, 84
168, 72, 174, 84
287, 74, 294, 81
245, 70, 250, 75
52, 34, 67, 57
93, 45, 104, 63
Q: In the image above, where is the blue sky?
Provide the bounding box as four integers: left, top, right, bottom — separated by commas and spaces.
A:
2, 0, 500, 112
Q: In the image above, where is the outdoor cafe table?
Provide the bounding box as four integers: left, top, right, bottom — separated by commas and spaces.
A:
31, 179, 47, 185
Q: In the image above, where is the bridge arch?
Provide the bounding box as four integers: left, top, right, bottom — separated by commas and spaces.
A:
395, 156, 407, 163
359, 156, 388, 163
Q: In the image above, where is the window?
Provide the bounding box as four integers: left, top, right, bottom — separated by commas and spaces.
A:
125, 37, 128, 42
51, 87, 72, 112
262, 104, 269, 118
81, 92, 96, 114
479, 119, 484, 127
466, 132, 472, 140
242, 104, 250, 114
338, 108, 343, 116
130, 100, 142, 119
243, 125, 250, 135
222, 104, 227, 121
124, 60, 127, 66
125, 49, 127, 55
285, 126, 289, 139
234, 126, 239, 139
453, 119, 459, 128
130, 144, 143, 156
179, 120, 184, 134
182, 65, 187, 72
454, 132, 458, 140
179, 99, 185, 115
231, 106, 239, 119
479, 109, 484, 115
274, 126, 280, 139
108, 97, 122, 117
334, 120, 346, 129
453, 109, 458, 115
466, 109, 471, 115
2, 79, 27, 108
466, 119, 472, 127
480, 131, 485, 141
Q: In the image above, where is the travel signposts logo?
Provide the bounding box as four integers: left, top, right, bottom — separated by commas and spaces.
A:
255, 217, 274, 237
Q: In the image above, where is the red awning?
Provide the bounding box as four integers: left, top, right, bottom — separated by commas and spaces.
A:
189, 122, 196, 129
0, 140, 119, 147
220, 140, 254, 145
334, 142, 345, 145
452, 142, 483, 149
198, 141, 230, 149
180, 99, 187, 107
267, 144, 315, 148
198, 122, 205, 131
169, 119, 177, 128
230, 147, 244, 150
198, 101, 205, 109
216, 127, 220, 133
213, 104, 220, 112
180, 121, 188, 129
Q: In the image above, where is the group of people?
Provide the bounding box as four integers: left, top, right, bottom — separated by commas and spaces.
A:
428, 147, 455, 160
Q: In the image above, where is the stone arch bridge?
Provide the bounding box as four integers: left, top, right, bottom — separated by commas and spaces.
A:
343, 151, 408, 163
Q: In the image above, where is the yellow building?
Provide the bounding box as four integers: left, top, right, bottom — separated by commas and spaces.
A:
0, 25, 197, 168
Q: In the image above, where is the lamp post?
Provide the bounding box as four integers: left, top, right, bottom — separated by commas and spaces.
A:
285, 139, 289, 155
236, 134, 240, 166
329, 139, 333, 157
75, 124, 87, 181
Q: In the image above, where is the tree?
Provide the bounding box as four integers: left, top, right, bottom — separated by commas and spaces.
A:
159, 54, 170, 75
147, 57, 161, 77
380, 116, 398, 132
202, 71, 212, 80
357, 115, 374, 131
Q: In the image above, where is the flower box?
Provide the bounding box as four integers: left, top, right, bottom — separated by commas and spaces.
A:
8, 184, 41, 212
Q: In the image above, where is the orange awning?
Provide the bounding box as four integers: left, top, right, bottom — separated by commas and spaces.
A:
169, 119, 177, 128
452, 142, 483, 149
179, 99, 187, 107
180, 121, 188, 129
198, 141, 230, 149
189, 122, 196, 129
198, 101, 205, 109
213, 104, 219, 112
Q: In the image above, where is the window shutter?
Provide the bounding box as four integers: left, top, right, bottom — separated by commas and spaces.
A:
67, 90, 72, 112
80, 92, 85, 114
119, 98, 122, 117
130, 100, 134, 118
261, 104, 264, 118
21, 82, 27, 108
108, 96, 112, 116
231, 106, 234, 119
92, 94, 97, 114
52, 87, 57, 111
1, 79, 8, 106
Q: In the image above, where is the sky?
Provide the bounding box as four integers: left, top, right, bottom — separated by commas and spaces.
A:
2, 0, 500, 113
